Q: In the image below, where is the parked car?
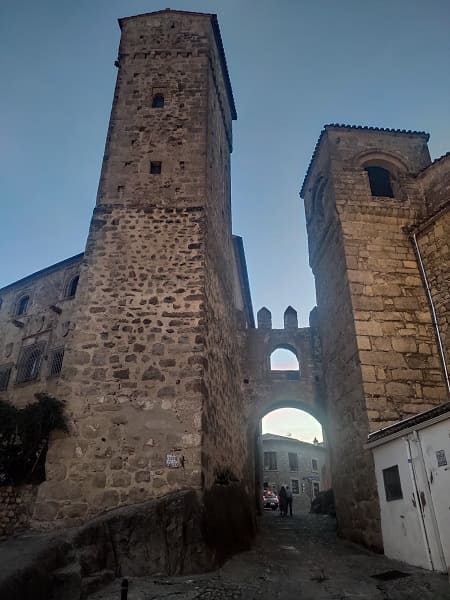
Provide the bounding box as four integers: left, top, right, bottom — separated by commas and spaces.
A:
263, 490, 279, 510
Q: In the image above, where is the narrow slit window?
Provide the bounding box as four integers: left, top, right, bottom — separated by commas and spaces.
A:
66, 275, 79, 298
152, 93, 164, 108
150, 161, 162, 175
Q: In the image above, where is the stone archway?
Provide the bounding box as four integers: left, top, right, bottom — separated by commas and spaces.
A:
241, 307, 328, 514
250, 400, 329, 515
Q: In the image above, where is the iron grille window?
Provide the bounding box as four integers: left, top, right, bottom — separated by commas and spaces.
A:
0, 364, 12, 391
48, 347, 65, 377
312, 458, 318, 472
382, 465, 403, 501
16, 342, 46, 384
291, 479, 299, 494
288, 452, 298, 471
264, 451, 277, 471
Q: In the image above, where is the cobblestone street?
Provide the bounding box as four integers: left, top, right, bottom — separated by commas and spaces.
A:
89, 511, 449, 599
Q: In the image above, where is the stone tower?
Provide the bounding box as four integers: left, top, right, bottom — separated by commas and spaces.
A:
33, 10, 254, 549
301, 125, 449, 549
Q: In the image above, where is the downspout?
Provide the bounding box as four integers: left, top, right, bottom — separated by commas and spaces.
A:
411, 232, 450, 395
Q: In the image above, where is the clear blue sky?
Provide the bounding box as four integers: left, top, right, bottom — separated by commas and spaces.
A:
1, 0, 450, 329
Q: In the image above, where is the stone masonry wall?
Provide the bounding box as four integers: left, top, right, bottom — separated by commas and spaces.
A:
201, 30, 250, 492
302, 126, 448, 549
420, 154, 450, 215
416, 211, 450, 382
0, 256, 82, 409
33, 12, 220, 526
0, 485, 38, 537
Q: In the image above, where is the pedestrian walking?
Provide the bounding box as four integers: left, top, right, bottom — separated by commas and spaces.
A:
278, 485, 287, 517
285, 485, 293, 517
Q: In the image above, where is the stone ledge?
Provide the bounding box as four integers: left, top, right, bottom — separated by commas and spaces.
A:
0, 489, 211, 600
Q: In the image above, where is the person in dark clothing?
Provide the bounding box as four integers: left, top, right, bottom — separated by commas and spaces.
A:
285, 485, 293, 517
278, 485, 287, 517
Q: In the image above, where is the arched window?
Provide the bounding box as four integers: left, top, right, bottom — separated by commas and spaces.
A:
365, 166, 394, 198
152, 93, 164, 108
66, 275, 79, 299
15, 295, 30, 317
270, 347, 299, 372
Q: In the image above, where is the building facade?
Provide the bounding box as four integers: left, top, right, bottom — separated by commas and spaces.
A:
0, 10, 254, 553
262, 433, 329, 512
0, 10, 449, 562
301, 124, 450, 549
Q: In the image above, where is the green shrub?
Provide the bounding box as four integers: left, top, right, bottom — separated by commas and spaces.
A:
0, 393, 69, 485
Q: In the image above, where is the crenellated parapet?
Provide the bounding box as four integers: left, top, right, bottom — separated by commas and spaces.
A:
243, 306, 325, 427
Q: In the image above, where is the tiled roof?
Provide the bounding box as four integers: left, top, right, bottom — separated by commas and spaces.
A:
300, 124, 430, 197
367, 402, 450, 444
419, 150, 450, 176
262, 433, 326, 448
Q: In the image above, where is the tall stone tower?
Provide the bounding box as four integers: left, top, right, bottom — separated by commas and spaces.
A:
301, 125, 448, 549
34, 10, 254, 551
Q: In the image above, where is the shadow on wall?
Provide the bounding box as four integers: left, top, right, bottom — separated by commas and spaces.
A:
202, 473, 256, 565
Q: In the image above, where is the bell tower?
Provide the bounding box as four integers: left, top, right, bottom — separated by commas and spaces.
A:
301, 125, 448, 548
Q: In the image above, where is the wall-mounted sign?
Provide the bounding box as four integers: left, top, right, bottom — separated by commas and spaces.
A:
436, 449, 447, 467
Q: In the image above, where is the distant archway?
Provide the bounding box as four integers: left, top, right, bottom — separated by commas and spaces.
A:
251, 402, 330, 516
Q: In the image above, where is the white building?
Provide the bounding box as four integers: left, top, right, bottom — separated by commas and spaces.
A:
366, 402, 450, 573
262, 433, 329, 512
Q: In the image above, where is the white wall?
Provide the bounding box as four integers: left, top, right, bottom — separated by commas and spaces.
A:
373, 438, 432, 569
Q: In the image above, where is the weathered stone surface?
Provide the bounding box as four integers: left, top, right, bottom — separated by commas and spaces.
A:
301, 125, 449, 549
0, 490, 212, 600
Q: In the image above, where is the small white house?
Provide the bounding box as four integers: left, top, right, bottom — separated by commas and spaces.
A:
366, 402, 450, 573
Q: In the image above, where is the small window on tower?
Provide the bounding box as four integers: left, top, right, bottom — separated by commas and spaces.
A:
66, 275, 79, 299
152, 94, 164, 108
365, 166, 394, 198
150, 161, 162, 175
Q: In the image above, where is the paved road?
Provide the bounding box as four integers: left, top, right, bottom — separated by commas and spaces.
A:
90, 511, 449, 599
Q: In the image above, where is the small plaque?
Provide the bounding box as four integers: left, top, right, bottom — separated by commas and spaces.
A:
166, 452, 179, 468
436, 449, 447, 467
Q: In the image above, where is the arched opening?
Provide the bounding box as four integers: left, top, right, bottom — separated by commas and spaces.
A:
65, 274, 79, 299
15, 295, 30, 317
252, 405, 331, 520
270, 348, 298, 370
365, 166, 394, 197
270, 346, 299, 378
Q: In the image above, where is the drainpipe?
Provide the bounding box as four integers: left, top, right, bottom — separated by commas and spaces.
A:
411, 232, 450, 395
